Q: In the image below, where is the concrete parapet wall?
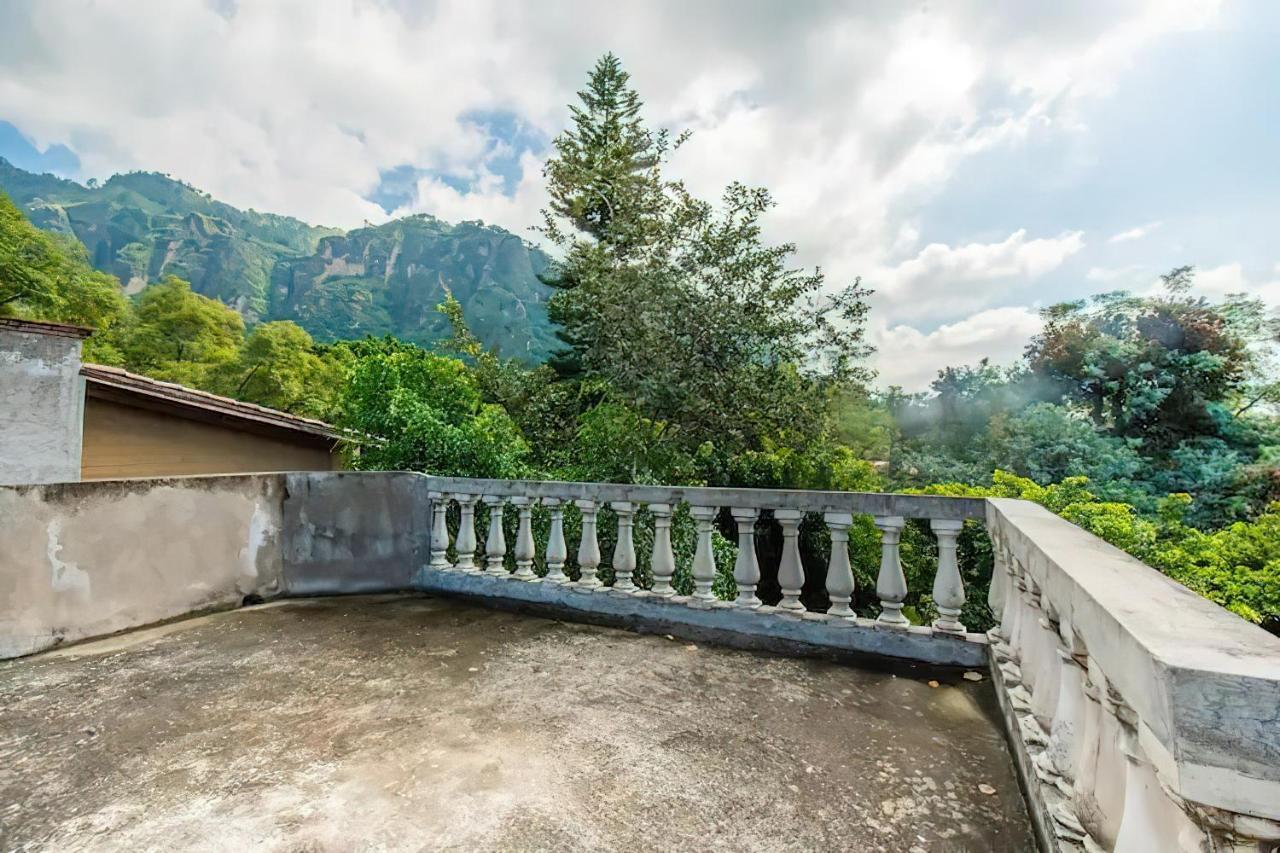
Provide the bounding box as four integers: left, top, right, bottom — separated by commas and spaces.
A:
0, 476, 287, 657
0, 471, 429, 658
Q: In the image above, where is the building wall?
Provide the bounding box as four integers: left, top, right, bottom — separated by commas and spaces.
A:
0, 328, 85, 486
81, 398, 337, 479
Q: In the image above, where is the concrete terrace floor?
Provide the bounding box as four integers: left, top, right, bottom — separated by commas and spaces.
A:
0, 596, 1034, 852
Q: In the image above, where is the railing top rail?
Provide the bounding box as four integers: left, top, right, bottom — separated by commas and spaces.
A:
988, 497, 1280, 819
422, 475, 986, 521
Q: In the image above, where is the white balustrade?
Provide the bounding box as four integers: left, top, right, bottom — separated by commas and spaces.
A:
483, 495, 506, 573
453, 493, 478, 572
575, 499, 601, 587
543, 498, 567, 582
610, 501, 636, 591
429, 491, 451, 569
823, 512, 855, 618
730, 507, 760, 607
648, 503, 676, 595
929, 519, 965, 633
690, 506, 718, 601
511, 497, 535, 579
775, 509, 805, 610
873, 516, 908, 626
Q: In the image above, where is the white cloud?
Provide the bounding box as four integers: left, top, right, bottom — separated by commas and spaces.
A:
872, 229, 1084, 321
1190, 262, 1280, 306
1087, 264, 1146, 282
0, 1, 1220, 242
1108, 221, 1162, 243
872, 306, 1044, 391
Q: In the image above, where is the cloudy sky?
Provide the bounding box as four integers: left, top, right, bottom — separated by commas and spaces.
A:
1, 0, 1277, 389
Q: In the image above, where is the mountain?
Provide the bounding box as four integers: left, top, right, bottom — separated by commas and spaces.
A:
0, 158, 558, 360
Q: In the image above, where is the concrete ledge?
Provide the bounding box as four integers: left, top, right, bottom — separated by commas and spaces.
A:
416, 567, 988, 669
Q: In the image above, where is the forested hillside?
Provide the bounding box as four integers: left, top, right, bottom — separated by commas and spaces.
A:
0, 157, 556, 358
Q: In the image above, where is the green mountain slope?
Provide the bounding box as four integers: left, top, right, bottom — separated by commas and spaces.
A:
0, 158, 556, 359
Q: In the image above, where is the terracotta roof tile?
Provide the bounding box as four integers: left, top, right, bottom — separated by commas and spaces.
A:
81, 363, 342, 441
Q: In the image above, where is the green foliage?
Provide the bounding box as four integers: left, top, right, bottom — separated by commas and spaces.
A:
535, 54, 875, 484
339, 345, 528, 478
918, 471, 1280, 625
0, 190, 126, 330
210, 321, 346, 420
1027, 268, 1266, 452
98, 275, 244, 387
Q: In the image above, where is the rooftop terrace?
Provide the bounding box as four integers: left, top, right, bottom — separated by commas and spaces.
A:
1, 596, 1032, 851
1, 471, 1278, 852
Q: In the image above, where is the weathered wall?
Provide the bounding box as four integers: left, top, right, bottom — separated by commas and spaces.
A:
281, 472, 428, 594
0, 472, 429, 658
81, 398, 337, 480
0, 476, 286, 658
0, 328, 85, 486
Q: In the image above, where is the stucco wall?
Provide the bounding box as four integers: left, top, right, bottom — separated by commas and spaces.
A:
0, 476, 287, 658
0, 328, 85, 486
82, 397, 337, 480
0, 472, 428, 659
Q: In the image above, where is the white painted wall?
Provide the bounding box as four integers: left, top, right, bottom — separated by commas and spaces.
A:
0, 327, 86, 485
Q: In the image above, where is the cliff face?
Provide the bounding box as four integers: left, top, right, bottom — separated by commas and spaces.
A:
1, 159, 556, 360
274, 215, 555, 359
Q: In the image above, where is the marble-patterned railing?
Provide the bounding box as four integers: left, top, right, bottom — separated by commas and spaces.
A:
987, 498, 1280, 853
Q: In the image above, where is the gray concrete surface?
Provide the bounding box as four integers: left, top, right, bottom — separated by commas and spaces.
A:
0, 595, 1033, 852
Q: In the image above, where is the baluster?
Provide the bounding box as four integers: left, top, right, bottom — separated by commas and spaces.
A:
1077, 678, 1130, 850
575, 499, 601, 588
610, 501, 636, 591
995, 557, 1026, 663
1029, 601, 1064, 743
429, 491, 451, 569
775, 509, 805, 610
823, 512, 855, 618
690, 506, 718, 601
930, 519, 965, 633
543, 498, 567, 582
483, 495, 507, 573
453, 493, 478, 572
649, 503, 676, 595
1065, 660, 1107, 848
730, 507, 760, 608
512, 497, 535, 579
1039, 622, 1090, 799
987, 528, 1007, 616
874, 516, 908, 626
1113, 709, 1203, 851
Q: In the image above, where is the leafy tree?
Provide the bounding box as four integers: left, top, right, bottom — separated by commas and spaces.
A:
339, 344, 528, 478
0, 191, 125, 331
539, 54, 874, 477
100, 275, 244, 386
986, 403, 1146, 504
1026, 267, 1260, 451
211, 321, 346, 419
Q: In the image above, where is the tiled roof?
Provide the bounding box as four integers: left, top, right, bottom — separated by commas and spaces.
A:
0, 317, 94, 339
81, 363, 342, 442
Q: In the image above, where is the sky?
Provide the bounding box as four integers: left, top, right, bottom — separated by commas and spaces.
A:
1, 0, 1277, 390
